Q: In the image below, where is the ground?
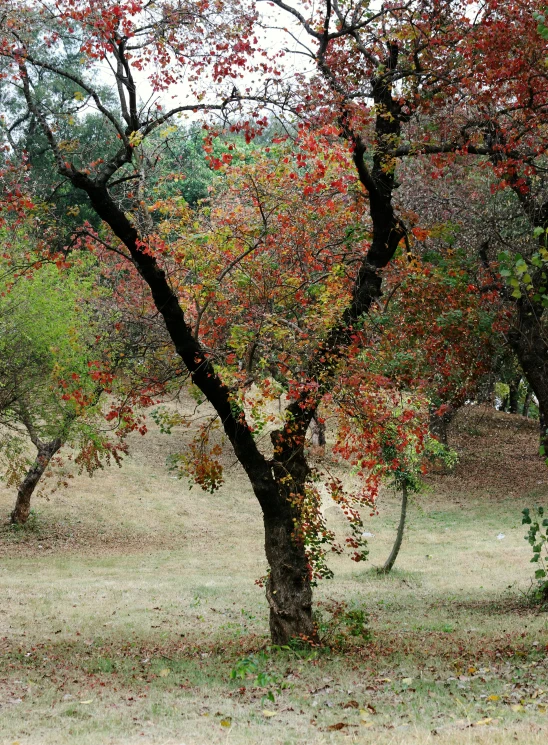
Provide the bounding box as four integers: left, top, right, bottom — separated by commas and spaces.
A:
0, 405, 547, 744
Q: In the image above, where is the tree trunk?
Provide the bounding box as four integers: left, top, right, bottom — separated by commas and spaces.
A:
263, 430, 319, 645
309, 415, 326, 456
508, 376, 521, 414
264, 511, 316, 644
10, 439, 62, 525
380, 483, 408, 574
523, 389, 533, 418
429, 405, 454, 446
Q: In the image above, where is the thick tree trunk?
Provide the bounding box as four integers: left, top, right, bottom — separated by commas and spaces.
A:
380, 483, 408, 574
10, 439, 62, 525
264, 431, 319, 645
264, 512, 316, 644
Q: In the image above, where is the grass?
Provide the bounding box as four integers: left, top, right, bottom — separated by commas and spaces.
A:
0, 405, 548, 744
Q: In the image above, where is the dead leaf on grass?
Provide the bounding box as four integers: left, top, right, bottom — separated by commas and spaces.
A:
159, 668, 170, 677
327, 722, 348, 731
262, 710, 276, 718
220, 717, 232, 727
343, 700, 359, 709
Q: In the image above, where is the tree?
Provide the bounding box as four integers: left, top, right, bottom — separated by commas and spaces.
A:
2, 0, 547, 643
0, 256, 149, 524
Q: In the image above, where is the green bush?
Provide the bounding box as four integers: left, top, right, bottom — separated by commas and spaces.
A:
522, 507, 548, 605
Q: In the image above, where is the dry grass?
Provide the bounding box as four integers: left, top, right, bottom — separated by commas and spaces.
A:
0, 404, 548, 744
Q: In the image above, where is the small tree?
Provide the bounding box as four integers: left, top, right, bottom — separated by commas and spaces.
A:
379, 433, 457, 574
0, 259, 146, 524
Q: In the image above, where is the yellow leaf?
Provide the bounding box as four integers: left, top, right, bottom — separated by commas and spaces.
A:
74, 91, 84, 101
487, 695, 500, 701
79, 699, 94, 705
220, 717, 232, 727
262, 710, 277, 717
359, 709, 370, 721
402, 677, 413, 685
468, 667, 477, 675
474, 718, 492, 726
129, 130, 143, 147
510, 704, 525, 712
159, 668, 170, 677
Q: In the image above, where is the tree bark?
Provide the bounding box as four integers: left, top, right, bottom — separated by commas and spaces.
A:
263, 430, 319, 643
380, 483, 408, 574
264, 511, 316, 644
10, 438, 62, 525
